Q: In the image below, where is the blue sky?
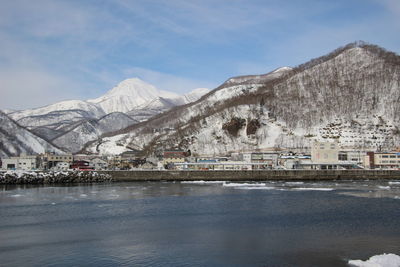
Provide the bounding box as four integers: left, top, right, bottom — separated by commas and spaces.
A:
0, 0, 399, 110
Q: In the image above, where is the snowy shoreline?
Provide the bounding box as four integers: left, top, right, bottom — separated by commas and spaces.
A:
0, 170, 112, 184
1, 169, 400, 184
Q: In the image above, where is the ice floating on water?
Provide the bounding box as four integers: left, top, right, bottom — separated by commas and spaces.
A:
285, 182, 304, 185
181, 180, 225, 184
222, 182, 267, 187
348, 253, 400, 267
378, 186, 391, 190
292, 188, 334, 191
80, 194, 88, 197
235, 186, 276, 190
10, 194, 23, 197
388, 181, 400, 185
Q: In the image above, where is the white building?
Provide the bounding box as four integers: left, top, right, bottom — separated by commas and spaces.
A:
90, 158, 109, 170
311, 141, 339, 164
1, 155, 38, 171
54, 162, 70, 171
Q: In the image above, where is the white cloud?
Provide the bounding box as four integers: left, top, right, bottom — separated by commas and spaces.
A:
122, 67, 216, 94
0, 68, 85, 110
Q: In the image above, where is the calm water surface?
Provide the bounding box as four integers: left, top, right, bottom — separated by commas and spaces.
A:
0, 180, 399, 267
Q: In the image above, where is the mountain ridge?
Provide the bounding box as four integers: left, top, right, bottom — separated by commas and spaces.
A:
1, 78, 209, 156
0, 111, 64, 157
82, 41, 400, 156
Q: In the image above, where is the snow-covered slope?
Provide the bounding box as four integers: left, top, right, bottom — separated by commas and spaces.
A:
52, 112, 137, 153
83, 42, 400, 156
9, 100, 105, 121
181, 88, 210, 103
11, 78, 209, 148
0, 112, 63, 157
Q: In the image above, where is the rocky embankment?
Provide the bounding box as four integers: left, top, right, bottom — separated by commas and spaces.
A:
0, 171, 113, 184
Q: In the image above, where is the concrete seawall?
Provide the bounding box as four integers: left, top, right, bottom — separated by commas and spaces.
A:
98, 170, 400, 182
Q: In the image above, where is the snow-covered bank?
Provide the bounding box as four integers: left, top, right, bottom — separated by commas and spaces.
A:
0, 171, 112, 184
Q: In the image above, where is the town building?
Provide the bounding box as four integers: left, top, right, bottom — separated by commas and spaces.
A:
120, 150, 143, 160
249, 152, 279, 169
306, 141, 356, 169
42, 153, 73, 170
54, 162, 70, 171
311, 141, 339, 164
163, 150, 188, 168
71, 160, 92, 170
1, 155, 39, 171
90, 158, 109, 170
364, 152, 400, 169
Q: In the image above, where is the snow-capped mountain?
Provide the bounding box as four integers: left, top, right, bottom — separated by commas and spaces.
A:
0, 111, 63, 157
9, 100, 105, 121
2, 78, 209, 155
87, 78, 180, 113
83, 42, 400, 156
7, 100, 107, 141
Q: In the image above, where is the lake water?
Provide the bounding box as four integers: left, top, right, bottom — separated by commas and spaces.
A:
0, 180, 399, 266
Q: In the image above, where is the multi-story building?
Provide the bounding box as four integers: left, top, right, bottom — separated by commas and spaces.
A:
90, 158, 109, 170
311, 141, 339, 164
365, 152, 400, 169
42, 153, 73, 169
250, 152, 279, 169
163, 150, 188, 168
1, 155, 39, 171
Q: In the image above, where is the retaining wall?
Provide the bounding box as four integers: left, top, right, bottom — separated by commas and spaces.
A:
98, 170, 400, 182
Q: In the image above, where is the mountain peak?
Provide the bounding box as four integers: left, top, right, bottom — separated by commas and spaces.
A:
107, 78, 160, 98
88, 78, 180, 113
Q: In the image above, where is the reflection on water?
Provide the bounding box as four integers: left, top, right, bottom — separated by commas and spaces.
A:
0, 180, 400, 267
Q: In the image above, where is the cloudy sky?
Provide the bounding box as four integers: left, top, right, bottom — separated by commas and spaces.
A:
0, 0, 399, 110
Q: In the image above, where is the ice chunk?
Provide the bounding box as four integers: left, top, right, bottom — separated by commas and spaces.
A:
235, 186, 276, 190
222, 182, 267, 187
181, 180, 224, 184
348, 253, 400, 267
292, 188, 334, 191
